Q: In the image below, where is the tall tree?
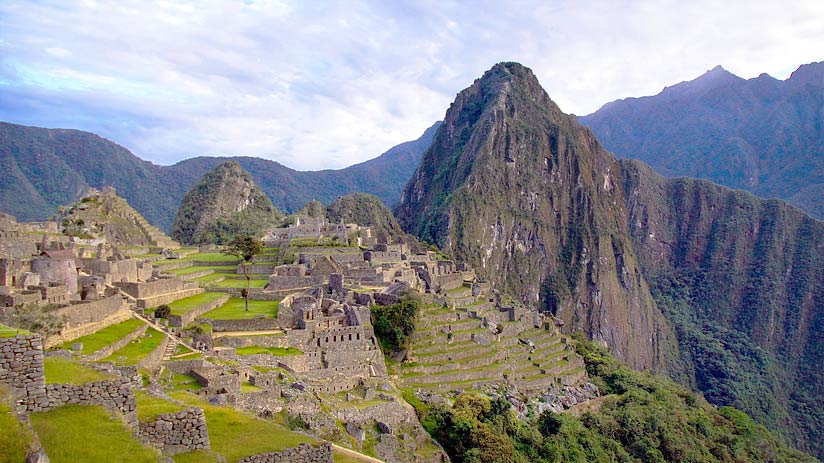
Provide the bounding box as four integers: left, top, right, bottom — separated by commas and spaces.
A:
225, 234, 264, 312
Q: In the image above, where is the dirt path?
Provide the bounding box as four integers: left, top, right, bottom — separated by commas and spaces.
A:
331, 443, 386, 463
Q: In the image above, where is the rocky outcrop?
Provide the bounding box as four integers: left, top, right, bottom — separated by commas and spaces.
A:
171, 161, 282, 244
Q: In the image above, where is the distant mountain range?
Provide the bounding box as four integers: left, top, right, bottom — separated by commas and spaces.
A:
0, 120, 440, 231
580, 62, 824, 219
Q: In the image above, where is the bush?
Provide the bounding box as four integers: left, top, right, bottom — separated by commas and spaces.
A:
154, 305, 171, 319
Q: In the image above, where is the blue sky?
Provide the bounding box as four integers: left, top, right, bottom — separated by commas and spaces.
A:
1, 0, 822, 170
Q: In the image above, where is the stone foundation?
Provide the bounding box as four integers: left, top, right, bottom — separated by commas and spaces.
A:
239, 442, 333, 463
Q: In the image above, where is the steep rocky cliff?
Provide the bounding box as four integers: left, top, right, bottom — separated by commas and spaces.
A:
396, 63, 678, 374
171, 161, 281, 245
396, 62, 824, 457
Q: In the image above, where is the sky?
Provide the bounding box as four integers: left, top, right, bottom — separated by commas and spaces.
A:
1, 1, 822, 170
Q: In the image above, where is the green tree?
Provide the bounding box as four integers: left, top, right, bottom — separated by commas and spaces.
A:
225, 234, 264, 312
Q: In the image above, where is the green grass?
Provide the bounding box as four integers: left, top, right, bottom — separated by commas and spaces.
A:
43, 356, 113, 384
168, 265, 237, 276
0, 322, 29, 338
30, 405, 162, 463
170, 373, 202, 392
0, 386, 33, 462
202, 297, 279, 320
241, 381, 262, 393
134, 390, 185, 422
57, 318, 144, 355
188, 252, 239, 263
100, 328, 166, 365
214, 278, 269, 289
170, 391, 317, 462
163, 292, 226, 316
193, 273, 227, 284
235, 346, 302, 356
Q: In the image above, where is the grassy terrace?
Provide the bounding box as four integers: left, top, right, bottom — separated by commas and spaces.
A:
193, 273, 227, 284
235, 346, 302, 356
168, 265, 236, 276
31, 405, 162, 463
1, 386, 33, 461
0, 322, 29, 338
134, 390, 185, 422
162, 292, 226, 316
58, 318, 144, 355
202, 297, 279, 320
100, 327, 166, 365
171, 391, 317, 463
214, 278, 269, 289
44, 357, 113, 384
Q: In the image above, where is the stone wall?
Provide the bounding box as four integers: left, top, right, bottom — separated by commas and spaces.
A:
0, 335, 47, 409
217, 334, 288, 348
115, 276, 189, 299
168, 294, 229, 327
238, 442, 333, 463
138, 333, 170, 374
44, 378, 137, 425
207, 318, 281, 332
267, 275, 322, 292
138, 407, 210, 454
138, 287, 203, 308
45, 295, 131, 348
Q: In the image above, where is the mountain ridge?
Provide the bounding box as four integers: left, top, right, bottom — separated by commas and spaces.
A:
580, 61, 824, 219
0, 120, 440, 230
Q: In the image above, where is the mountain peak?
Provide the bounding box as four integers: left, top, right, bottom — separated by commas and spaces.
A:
171, 160, 282, 244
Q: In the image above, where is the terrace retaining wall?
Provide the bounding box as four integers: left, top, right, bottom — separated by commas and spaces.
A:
238, 442, 332, 463
139, 407, 210, 454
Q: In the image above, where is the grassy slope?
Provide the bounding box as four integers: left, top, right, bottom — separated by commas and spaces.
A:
100, 327, 166, 365
57, 318, 144, 355
30, 405, 162, 463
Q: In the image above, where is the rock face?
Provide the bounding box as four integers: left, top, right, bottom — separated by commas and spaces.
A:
171, 161, 281, 244
396, 62, 824, 457
580, 62, 824, 219
397, 62, 677, 374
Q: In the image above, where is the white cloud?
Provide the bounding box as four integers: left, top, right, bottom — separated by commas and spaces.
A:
1, 0, 822, 169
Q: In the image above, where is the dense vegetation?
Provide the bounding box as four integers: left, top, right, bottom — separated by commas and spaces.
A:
171, 161, 281, 245
581, 62, 824, 219
326, 193, 405, 241
0, 121, 439, 230
370, 295, 420, 354
421, 340, 817, 463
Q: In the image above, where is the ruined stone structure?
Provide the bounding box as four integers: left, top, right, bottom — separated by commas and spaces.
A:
138, 407, 210, 454
274, 290, 386, 392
